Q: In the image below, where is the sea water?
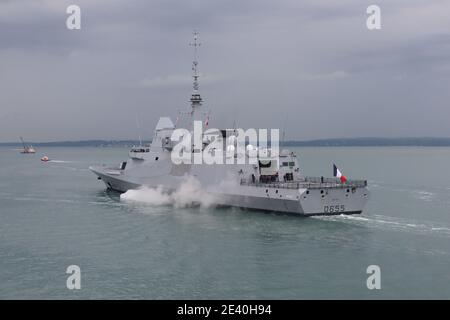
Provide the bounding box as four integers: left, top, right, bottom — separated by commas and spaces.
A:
0, 146, 449, 299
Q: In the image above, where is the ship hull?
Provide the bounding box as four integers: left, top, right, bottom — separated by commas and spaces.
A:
90, 168, 141, 191
90, 166, 369, 216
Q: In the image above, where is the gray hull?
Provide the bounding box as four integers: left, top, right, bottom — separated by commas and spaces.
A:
90, 166, 369, 216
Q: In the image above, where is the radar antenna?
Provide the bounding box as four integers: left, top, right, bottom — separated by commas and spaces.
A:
189, 31, 203, 115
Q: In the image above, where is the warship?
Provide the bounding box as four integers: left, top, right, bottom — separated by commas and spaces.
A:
90, 32, 369, 216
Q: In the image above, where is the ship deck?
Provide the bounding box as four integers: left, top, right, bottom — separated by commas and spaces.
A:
240, 176, 367, 190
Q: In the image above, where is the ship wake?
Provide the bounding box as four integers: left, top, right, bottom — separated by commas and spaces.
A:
316, 214, 450, 237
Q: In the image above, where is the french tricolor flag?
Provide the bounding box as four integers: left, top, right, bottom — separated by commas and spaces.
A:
333, 164, 347, 183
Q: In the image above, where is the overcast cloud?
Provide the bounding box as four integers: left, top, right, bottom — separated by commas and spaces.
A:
1, 0, 450, 142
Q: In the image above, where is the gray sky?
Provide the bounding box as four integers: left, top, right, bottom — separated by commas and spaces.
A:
1, 0, 450, 142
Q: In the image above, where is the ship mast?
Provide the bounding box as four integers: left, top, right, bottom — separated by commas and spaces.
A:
189, 31, 203, 118
20, 137, 26, 150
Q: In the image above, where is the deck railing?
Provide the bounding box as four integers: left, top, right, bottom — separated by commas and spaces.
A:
240, 176, 367, 189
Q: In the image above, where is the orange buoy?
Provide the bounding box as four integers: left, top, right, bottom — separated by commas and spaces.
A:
41, 156, 49, 162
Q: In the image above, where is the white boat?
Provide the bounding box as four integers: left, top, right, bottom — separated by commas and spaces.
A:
20, 137, 36, 154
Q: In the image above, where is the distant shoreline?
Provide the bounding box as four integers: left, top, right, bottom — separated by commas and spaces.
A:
3, 137, 450, 147
283, 137, 450, 147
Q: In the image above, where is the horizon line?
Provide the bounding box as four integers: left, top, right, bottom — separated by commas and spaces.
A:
3, 136, 450, 146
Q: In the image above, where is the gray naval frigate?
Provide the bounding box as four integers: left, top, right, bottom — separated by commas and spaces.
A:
90, 32, 369, 216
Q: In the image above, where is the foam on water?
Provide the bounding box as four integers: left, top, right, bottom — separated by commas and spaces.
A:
120, 186, 172, 206
412, 190, 435, 202
48, 160, 75, 163
120, 176, 217, 208
317, 213, 450, 237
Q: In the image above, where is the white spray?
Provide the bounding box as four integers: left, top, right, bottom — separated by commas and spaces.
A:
120, 176, 217, 208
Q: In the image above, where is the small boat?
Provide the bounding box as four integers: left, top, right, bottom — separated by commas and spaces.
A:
41, 156, 49, 162
20, 137, 36, 154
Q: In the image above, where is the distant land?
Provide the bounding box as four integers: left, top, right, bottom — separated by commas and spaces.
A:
3, 137, 450, 147
0, 140, 146, 148
283, 137, 450, 147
